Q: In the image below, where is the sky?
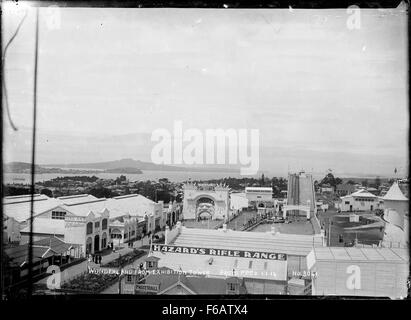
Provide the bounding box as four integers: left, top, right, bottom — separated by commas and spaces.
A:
2, 3, 409, 177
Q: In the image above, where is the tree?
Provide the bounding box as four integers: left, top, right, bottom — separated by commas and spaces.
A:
347, 180, 356, 185
321, 173, 338, 188
88, 187, 114, 198
361, 180, 368, 188
40, 188, 53, 197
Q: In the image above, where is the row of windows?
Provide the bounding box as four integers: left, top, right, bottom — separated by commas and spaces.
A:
86, 219, 108, 235
246, 190, 272, 194
110, 230, 140, 240
355, 198, 375, 202
52, 211, 66, 220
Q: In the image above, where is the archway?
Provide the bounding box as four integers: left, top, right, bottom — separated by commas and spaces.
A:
94, 234, 100, 252
198, 205, 214, 219
195, 197, 215, 220
86, 237, 93, 254
101, 232, 107, 249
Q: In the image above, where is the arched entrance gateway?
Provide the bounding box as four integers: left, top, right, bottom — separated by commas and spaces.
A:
94, 234, 100, 252
196, 197, 215, 220
101, 232, 107, 249
86, 237, 93, 254
182, 183, 230, 220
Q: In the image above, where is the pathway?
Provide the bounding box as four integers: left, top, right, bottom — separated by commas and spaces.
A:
34, 235, 152, 287
101, 252, 149, 294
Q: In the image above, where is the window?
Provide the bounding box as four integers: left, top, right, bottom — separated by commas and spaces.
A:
227, 283, 237, 291
52, 211, 66, 220
86, 222, 93, 235
131, 230, 135, 236
95, 221, 100, 228
124, 233, 128, 239
126, 274, 133, 283
102, 219, 108, 230
345, 201, 350, 205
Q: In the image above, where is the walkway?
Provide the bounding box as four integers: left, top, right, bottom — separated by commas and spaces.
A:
101, 252, 149, 294
35, 236, 152, 287
227, 210, 257, 230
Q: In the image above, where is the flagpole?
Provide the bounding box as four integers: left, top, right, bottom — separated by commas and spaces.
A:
149, 233, 153, 254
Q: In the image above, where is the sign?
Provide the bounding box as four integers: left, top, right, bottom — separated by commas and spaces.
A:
135, 283, 160, 293
152, 244, 287, 261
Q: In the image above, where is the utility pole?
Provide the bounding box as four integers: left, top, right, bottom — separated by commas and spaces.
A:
118, 253, 122, 294
328, 218, 331, 246
28, 7, 40, 299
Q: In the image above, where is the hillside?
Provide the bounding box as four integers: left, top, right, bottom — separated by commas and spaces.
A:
43, 158, 238, 173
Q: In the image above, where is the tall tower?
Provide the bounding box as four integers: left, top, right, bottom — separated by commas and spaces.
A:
287, 171, 316, 218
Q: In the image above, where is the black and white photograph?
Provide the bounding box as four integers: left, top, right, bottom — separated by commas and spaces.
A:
1, 0, 409, 303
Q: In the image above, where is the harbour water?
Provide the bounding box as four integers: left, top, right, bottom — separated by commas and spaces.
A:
3, 170, 249, 184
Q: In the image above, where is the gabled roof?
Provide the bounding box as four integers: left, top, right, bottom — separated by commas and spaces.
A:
4, 193, 157, 223
143, 267, 247, 295
342, 189, 377, 199
3, 198, 65, 222
62, 199, 108, 217
58, 194, 98, 205
146, 255, 161, 262
5, 237, 74, 266
20, 218, 65, 235
3, 194, 50, 205
382, 182, 408, 201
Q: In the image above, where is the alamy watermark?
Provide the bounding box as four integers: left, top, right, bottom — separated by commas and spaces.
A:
151, 121, 260, 175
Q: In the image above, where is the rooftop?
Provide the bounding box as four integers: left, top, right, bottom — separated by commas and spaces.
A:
62, 200, 108, 217
142, 267, 247, 294
382, 182, 408, 201
311, 247, 408, 263
3, 198, 63, 222
20, 218, 65, 235
58, 194, 98, 205
3, 194, 50, 205
5, 237, 74, 266
171, 227, 323, 256
152, 250, 288, 281
245, 187, 273, 192
342, 189, 378, 199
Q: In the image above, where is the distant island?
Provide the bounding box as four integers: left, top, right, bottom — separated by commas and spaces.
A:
4, 159, 239, 174
42, 158, 239, 173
